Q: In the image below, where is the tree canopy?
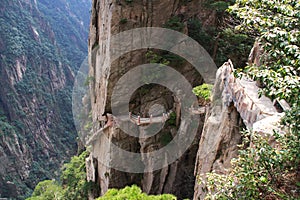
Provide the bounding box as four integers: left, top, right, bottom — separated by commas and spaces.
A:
230, 0, 300, 104
26, 151, 95, 200
203, 0, 300, 199
97, 185, 176, 200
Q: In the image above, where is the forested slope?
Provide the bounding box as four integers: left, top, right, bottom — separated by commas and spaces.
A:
0, 0, 90, 198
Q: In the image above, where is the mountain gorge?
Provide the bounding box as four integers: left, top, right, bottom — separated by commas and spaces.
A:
0, 0, 90, 198
2, 0, 299, 199
84, 0, 298, 199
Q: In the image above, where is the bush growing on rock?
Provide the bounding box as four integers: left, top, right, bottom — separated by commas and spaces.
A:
97, 185, 177, 200
202, 0, 300, 199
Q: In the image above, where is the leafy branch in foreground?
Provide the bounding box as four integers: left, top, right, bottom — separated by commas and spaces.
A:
203, 130, 299, 199
229, 0, 300, 104
27, 153, 177, 200
201, 1, 300, 199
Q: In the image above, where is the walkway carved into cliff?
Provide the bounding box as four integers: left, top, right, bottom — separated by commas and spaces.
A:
119, 110, 173, 126
85, 110, 173, 145
86, 62, 288, 146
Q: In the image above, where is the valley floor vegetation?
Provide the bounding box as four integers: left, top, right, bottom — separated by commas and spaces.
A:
27, 0, 299, 199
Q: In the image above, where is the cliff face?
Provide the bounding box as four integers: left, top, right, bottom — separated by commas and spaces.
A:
0, 0, 90, 198
85, 1, 284, 199
193, 60, 286, 199
87, 0, 218, 199
193, 61, 244, 200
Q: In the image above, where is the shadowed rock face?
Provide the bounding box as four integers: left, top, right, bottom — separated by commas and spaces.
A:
87, 1, 287, 199
0, 0, 90, 198
87, 0, 218, 199
87, 1, 281, 199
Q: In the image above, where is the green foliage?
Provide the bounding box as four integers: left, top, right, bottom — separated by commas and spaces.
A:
146, 50, 184, 67
163, 16, 184, 32
160, 132, 173, 146
162, 11, 253, 68
210, 1, 231, 12
161, 52, 184, 66
97, 185, 177, 200
119, 18, 128, 24
145, 49, 184, 82
27, 180, 63, 200
216, 28, 254, 68
187, 17, 253, 68
203, 130, 300, 199
142, 50, 167, 84
187, 18, 214, 53
229, 0, 300, 104
232, 0, 300, 147
0, 120, 16, 137
146, 50, 170, 66
192, 84, 213, 100
0, 0, 90, 198
37, 0, 90, 68
281, 105, 300, 165
61, 151, 94, 200
166, 112, 177, 127
202, 2, 300, 199
27, 151, 95, 200
125, 0, 133, 4
204, 0, 235, 13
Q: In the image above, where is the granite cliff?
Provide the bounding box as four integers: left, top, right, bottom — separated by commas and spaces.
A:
85, 0, 287, 199
85, 0, 252, 199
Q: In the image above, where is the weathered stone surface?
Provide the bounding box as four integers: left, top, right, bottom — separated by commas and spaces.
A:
87, 0, 216, 198
193, 61, 244, 200
248, 40, 263, 67
193, 60, 288, 199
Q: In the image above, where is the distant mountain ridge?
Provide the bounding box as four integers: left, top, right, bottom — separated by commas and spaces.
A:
0, 0, 90, 198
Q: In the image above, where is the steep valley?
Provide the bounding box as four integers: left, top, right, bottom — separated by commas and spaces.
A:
0, 0, 90, 198
2, 0, 296, 200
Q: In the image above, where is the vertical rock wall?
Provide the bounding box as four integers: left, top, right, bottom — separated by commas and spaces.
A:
88, 0, 217, 199
193, 60, 285, 199
88, 2, 287, 199
193, 61, 244, 199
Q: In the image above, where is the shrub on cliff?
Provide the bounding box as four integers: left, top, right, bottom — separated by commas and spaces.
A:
28, 153, 176, 200
26, 180, 63, 200
60, 151, 95, 199
27, 151, 94, 200
97, 185, 177, 200
203, 130, 299, 199
192, 84, 213, 104
202, 0, 300, 199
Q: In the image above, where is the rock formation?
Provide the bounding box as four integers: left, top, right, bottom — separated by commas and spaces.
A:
86, 0, 219, 199
193, 60, 288, 200
86, 1, 284, 199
